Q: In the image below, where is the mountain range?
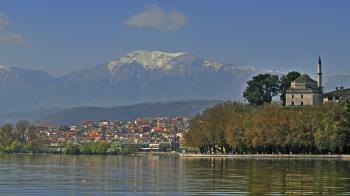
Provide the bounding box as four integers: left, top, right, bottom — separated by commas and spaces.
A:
0, 50, 258, 113
0, 50, 349, 123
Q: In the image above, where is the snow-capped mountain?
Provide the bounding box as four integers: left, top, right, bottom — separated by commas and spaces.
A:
107, 50, 255, 72
1, 50, 348, 115
107, 50, 196, 72
0, 50, 257, 113
55, 50, 257, 109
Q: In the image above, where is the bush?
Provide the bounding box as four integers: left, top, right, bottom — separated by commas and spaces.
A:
96, 141, 110, 155
6, 141, 24, 153
107, 144, 121, 155
80, 143, 93, 154
121, 146, 137, 155
63, 143, 80, 155
79, 142, 111, 155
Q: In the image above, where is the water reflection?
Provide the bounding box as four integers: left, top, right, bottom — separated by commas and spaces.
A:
0, 154, 349, 195
181, 158, 350, 195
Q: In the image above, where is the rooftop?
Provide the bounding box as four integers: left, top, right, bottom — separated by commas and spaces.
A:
292, 74, 317, 84
324, 88, 350, 96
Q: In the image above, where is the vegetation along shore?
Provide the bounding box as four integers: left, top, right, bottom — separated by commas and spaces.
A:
185, 101, 350, 155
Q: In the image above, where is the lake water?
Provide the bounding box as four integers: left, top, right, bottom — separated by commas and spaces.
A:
0, 154, 349, 195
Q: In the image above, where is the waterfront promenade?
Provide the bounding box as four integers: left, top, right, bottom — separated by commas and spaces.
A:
179, 153, 350, 160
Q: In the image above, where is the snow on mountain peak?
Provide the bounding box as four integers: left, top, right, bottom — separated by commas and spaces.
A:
107, 50, 256, 73
239, 65, 256, 71
107, 50, 196, 72
0, 65, 10, 72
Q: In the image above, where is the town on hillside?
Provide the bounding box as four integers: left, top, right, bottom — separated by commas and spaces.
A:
36, 117, 190, 153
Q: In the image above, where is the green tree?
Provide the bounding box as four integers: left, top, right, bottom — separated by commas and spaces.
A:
7, 141, 24, 153
280, 71, 301, 106
80, 143, 93, 154
63, 143, 80, 155
96, 141, 110, 154
0, 124, 15, 149
341, 98, 350, 153
341, 98, 350, 124
243, 74, 281, 106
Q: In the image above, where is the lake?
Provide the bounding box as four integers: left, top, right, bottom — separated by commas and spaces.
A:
0, 154, 349, 195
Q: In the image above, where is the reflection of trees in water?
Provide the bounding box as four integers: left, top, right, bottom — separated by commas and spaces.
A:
9, 154, 182, 194
181, 158, 350, 194
0, 155, 350, 194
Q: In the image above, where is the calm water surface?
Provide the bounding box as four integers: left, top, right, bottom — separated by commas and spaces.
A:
0, 154, 349, 195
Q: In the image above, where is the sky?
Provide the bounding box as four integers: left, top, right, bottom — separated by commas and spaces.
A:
0, 0, 349, 76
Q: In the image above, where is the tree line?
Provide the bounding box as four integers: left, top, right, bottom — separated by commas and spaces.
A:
62, 142, 138, 155
0, 120, 139, 155
185, 101, 350, 154
0, 120, 46, 153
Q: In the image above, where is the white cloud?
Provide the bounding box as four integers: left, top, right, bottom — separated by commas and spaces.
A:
124, 5, 187, 31
0, 14, 24, 46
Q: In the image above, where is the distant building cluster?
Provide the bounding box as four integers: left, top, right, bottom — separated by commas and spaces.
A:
36, 116, 191, 152
286, 56, 350, 106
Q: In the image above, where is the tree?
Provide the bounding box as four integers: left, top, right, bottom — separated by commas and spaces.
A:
341, 99, 350, 153
15, 120, 30, 143
185, 101, 350, 154
280, 71, 301, 106
342, 98, 350, 124
243, 74, 280, 106
96, 141, 110, 154
0, 124, 15, 148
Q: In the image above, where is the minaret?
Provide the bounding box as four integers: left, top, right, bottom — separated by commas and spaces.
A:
317, 55, 322, 88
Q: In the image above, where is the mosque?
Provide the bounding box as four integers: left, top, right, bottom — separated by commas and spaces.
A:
286, 56, 350, 106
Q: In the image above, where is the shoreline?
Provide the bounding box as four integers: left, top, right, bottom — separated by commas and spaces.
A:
1, 152, 350, 160
179, 153, 350, 160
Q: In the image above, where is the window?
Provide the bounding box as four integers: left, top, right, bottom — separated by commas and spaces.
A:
301, 101, 304, 106
301, 94, 303, 99
291, 101, 294, 106
292, 94, 294, 99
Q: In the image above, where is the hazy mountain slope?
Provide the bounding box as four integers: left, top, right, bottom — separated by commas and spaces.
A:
0, 107, 62, 125
0, 65, 56, 113
37, 100, 220, 125
324, 74, 350, 91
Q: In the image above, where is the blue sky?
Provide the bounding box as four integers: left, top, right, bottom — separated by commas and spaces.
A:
0, 0, 349, 76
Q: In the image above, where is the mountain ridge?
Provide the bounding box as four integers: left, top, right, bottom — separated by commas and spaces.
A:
36, 100, 220, 125
0, 50, 349, 116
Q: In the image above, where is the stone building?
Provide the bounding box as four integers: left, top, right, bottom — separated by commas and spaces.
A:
285, 57, 323, 106
324, 87, 350, 103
